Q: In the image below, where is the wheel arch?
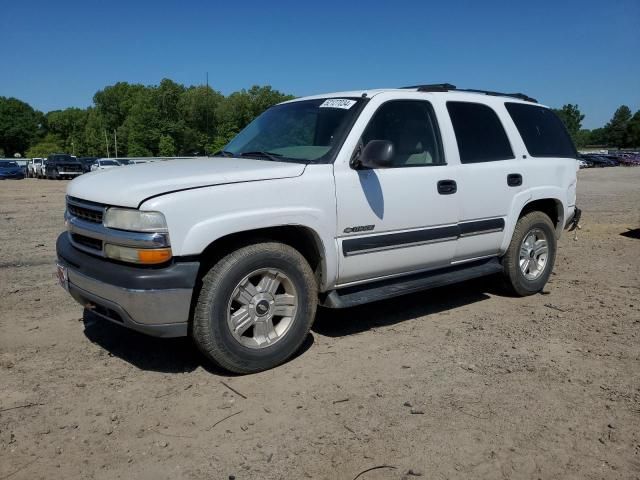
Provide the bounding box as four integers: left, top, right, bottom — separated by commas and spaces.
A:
501, 190, 566, 253
194, 225, 329, 291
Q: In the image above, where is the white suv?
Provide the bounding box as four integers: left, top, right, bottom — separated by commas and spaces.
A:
56, 84, 580, 373
28, 158, 44, 178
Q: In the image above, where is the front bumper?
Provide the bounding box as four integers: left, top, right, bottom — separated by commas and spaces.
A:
56, 233, 199, 337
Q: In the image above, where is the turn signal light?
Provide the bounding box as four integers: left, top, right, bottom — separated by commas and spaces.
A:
137, 248, 173, 264
104, 244, 172, 265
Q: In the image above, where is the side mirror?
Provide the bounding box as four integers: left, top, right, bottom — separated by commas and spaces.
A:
358, 140, 394, 169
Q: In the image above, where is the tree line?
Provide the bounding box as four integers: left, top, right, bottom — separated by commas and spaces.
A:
0, 79, 293, 159
552, 104, 640, 149
0, 79, 638, 159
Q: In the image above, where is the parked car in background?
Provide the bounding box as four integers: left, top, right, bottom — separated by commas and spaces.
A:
28, 158, 44, 178
577, 158, 591, 169
582, 154, 618, 167
45, 154, 83, 179
38, 159, 49, 178
0, 160, 25, 179
90, 159, 122, 172
78, 157, 99, 173
116, 159, 132, 165
615, 153, 640, 166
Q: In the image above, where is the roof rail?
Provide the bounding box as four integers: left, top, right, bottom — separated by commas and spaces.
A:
401, 83, 457, 92
401, 84, 537, 103
457, 88, 537, 103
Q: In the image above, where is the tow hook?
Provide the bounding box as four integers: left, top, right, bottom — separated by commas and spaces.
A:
568, 207, 582, 241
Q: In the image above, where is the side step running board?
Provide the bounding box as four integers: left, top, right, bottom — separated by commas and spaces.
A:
321, 258, 503, 309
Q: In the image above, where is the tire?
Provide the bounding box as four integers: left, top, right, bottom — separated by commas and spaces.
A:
192, 242, 318, 374
501, 211, 557, 296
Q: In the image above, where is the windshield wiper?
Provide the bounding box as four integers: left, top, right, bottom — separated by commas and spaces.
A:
210, 150, 235, 157
238, 151, 284, 162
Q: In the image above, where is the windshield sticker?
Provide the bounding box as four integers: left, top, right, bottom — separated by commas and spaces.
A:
319, 99, 357, 109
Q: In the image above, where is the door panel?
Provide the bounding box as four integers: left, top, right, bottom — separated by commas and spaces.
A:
445, 101, 522, 262
335, 166, 459, 284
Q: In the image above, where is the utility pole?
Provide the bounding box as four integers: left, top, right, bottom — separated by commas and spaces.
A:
205, 71, 209, 156
114, 130, 118, 158
104, 130, 110, 158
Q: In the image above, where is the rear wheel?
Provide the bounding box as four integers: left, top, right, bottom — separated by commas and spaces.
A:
192, 242, 317, 374
502, 211, 556, 296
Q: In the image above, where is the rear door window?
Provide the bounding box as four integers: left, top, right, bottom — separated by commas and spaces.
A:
505, 103, 577, 158
447, 102, 514, 163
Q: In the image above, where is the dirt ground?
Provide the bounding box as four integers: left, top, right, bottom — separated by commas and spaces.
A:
1, 168, 639, 480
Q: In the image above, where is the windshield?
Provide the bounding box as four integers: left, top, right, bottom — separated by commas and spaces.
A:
101, 160, 120, 166
223, 98, 362, 163
0, 161, 18, 168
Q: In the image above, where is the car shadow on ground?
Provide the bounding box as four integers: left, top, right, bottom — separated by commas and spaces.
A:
312, 276, 499, 337
83, 276, 502, 374
620, 228, 640, 240
82, 310, 315, 375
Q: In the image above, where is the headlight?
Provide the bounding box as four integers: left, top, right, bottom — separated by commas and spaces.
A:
103, 208, 168, 232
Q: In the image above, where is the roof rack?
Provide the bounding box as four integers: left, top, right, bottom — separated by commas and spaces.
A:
401, 84, 537, 103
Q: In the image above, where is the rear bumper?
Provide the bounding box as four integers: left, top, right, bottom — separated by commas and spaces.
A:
56, 233, 199, 337
565, 206, 581, 229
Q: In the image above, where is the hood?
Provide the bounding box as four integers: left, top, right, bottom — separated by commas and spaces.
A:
67, 157, 306, 207
0, 166, 22, 173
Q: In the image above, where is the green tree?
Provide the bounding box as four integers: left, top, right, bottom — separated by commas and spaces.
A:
552, 104, 584, 142
26, 133, 64, 158
93, 82, 146, 133
46, 108, 88, 155
124, 89, 160, 156
588, 127, 607, 146
0, 97, 43, 156
179, 85, 223, 154
604, 105, 632, 147
83, 108, 109, 157
158, 134, 177, 156
626, 110, 640, 148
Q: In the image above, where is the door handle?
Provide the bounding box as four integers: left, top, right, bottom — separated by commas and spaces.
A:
437, 179, 457, 195
507, 173, 522, 187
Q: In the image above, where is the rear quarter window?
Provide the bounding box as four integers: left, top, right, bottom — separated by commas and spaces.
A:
505, 103, 577, 158
446, 102, 514, 164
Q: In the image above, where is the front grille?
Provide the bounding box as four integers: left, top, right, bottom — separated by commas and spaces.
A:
71, 233, 102, 251
67, 197, 104, 223
59, 163, 82, 172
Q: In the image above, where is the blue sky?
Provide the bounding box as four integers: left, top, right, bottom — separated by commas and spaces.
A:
2, 0, 638, 129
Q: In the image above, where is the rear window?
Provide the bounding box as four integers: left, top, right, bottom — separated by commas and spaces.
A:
447, 102, 514, 163
505, 103, 576, 158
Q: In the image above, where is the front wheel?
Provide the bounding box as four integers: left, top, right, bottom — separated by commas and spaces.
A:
501, 211, 557, 296
192, 242, 318, 374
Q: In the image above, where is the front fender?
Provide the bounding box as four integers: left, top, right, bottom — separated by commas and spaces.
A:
141, 167, 338, 289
